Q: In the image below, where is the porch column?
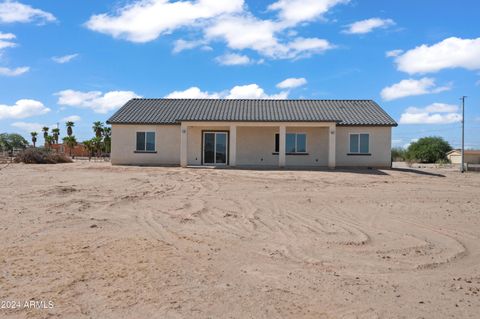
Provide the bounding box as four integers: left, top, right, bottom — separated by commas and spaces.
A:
279, 125, 286, 168
328, 124, 336, 169
229, 125, 237, 167
180, 123, 188, 167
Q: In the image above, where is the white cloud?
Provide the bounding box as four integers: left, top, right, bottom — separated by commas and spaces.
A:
381, 77, 451, 101
11, 121, 45, 132
395, 37, 480, 74
0, 31, 16, 52
268, 0, 349, 26
386, 49, 403, 57
226, 84, 288, 99
399, 103, 462, 124
276, 77, 307, 89
215, 53, 251, 65
165, 83, 288, 99
0, 1, 56, 24
0, 99, 50, 120
52, 53, 79, 64
61, 115, 81, 122
85, 0, 340, 62
343, 18, 395, 34
165, 87, 220, 99
0, 66, 28, 76
85, 0, 243, 43
56, 90, 140, 114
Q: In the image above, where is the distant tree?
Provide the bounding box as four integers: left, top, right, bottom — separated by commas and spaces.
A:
406, 136, 452, 163
83, 140, 94, 161
51, 128, 60, 144
66, 121, 74, 137
391, 147, 406, 161
103, 127, 111, 153
92, 121, 104, 138
31, 132, 38, 148
42, 126, 49, 140
63, 136, 77, 157
91, 136, 103, 157
0, 133, 29, 153
44, 135, 54, 149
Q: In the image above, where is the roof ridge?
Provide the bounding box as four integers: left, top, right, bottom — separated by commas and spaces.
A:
132, 98, 375, 102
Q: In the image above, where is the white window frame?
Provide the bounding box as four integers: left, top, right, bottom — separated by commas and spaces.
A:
349, 133, 370, 154
275, 132, 308, 154
135, 131, 156, 152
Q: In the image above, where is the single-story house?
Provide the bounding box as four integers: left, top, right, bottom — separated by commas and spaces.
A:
106, 99, 397, 168
447, 149, 480, 164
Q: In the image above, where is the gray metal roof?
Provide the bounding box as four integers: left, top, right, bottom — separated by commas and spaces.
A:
107, 99, 397, 126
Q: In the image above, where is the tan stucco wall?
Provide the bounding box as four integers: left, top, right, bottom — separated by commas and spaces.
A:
111, 124, 180, 165
236, 126, 329, 167
111, 123, 393, 168
335, 126, 392, 168
448, 153, 480, 164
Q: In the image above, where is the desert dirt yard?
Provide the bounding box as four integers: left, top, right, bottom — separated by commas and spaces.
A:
0, 162, 479, 318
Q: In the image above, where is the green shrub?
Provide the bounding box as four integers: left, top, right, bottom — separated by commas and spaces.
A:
14, 148, 73, 164
405, 136, 452, 163
391, 147, 406, 161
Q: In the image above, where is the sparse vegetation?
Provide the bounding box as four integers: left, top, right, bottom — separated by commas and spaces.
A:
405, 136, 452, 163
0, 133, 29, 153
14, 148, 72, 164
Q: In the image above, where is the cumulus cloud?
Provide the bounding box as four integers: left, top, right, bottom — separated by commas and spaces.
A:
165, 87, 221, 99
52, 53, 79, 64
0, 66, 28, 76
276, 77, 307, 89
61, 115, 81, 122
85, 0, 341, 61
165, 83, 288, 99
381, 77, 451, 101
56, 90, 140, 114
395, 37, 480, 74
399, 103, 462, 124
85, 0, 243, 43
215, 53, 251, 65
268, 0, 349, 26
343, 18, 395, 34
0, 1, 56, 24
0, 99, 50, 120
386, 49, 403, 57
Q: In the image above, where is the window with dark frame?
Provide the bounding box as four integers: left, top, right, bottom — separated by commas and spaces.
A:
136, 132, 155, 152
275, 133, 307, 154
349, 133, 369, 154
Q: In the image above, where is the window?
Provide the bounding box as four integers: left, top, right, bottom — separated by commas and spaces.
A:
136, 132, 155, 152
275, 133, 307, 153
349, 133, 369, 154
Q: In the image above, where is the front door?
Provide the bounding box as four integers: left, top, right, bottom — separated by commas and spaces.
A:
203, 132, 228, 165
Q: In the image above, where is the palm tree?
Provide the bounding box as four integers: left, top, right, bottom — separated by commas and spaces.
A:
63, 136, 77, 157
52, 128, 60, 144
31, 132, 38, 148
93, 121, 104, 138
91, 136, 103, 158
42, 127, 49, 140
44, 135, 54, 149
66, 121, 74, 137
103, 127, 111, 153
83, 140, 94, 161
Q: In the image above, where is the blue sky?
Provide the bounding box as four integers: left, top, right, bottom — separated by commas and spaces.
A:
0, 0, 479, 148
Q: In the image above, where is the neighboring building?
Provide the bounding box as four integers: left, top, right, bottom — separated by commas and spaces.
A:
107, 99, 397, 168
447, 149, 480, 164
50, 143, 90, 157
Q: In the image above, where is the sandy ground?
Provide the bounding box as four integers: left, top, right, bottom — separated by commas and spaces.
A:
0, 162, 479, 318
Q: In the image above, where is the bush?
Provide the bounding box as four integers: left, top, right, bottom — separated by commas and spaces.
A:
391, 147, 406, 161
406, 136, 452, 163
14, 148, 73, 164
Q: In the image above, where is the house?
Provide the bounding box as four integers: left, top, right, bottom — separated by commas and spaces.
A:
447, 149, 480, 165
106, 99, 397, 168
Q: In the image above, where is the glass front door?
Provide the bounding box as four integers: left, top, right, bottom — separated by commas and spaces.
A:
203, 132, 228, 165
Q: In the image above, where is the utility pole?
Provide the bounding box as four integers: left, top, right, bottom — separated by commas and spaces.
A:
460, 96, 466, 173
